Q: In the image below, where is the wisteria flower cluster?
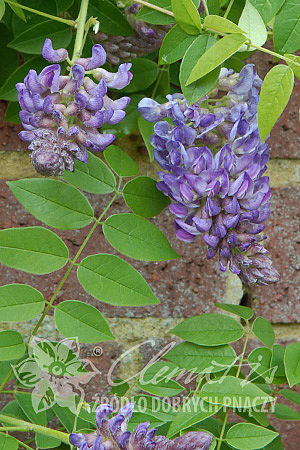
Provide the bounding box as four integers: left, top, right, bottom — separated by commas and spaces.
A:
69, 402, 213, 449
139, 65, 279, 285
17, 38, 132, 176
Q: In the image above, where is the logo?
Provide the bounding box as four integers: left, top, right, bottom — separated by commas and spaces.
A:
13, 337, 101, 413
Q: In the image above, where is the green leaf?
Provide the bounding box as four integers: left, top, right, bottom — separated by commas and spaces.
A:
0, 226, 68, 274
88, 0, 133, 35
103, 213, 180, 261
249, 0, 284, 23
167, 398, 221, 438
0, 330, 25, 361
63, 151, 116, 194
273, 403, 300, 420
123, 176, 170, 218
15, 391, 47, 425
170, 313, 244, 346
7, 0, 26, 21
284, 342, 300, 387
180, 34, 220, 105
204, 15, 244, 34
0, 0, 5, 20
54, 300, 114, 343
4, 101, 21, 124
133, 395, 176, 422
171, 0, 202, 35
8, 179, 94, 230
252, 316, 275, 348
0, 25, 19, 89
248, 347, 273, 380
1, 400, 29, 422
274, 0, 300, 53
279, 389, 300, 405
200, 376, 273, 408
159, 25, 196, 64
121, 58, 158, 93
8, 20, 72, 54
137, 0, 175, 25
284, 53, 300, 80
0, 434, 18, 449
187, 34, 247, 85
110, 379, 130, 397
270, 344, 287, 383
165, 342, 237, 374
226, 423, 278, 449
56, 0, 74, 12
238, 0, 267, 48
138, 361, 185, 397
35, 433, 61, 449
0, 283, 45, 322
77, 253, 159, 306
215, 303, 253, 320
0, 56, 47, 101
138, 116, 154, 161
104, 145, 139, 177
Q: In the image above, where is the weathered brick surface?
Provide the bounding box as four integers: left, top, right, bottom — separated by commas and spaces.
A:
250, 187, 300, 323
0, 181, 227, 318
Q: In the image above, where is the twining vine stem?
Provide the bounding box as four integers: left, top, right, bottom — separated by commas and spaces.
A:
4, 0, 75, 26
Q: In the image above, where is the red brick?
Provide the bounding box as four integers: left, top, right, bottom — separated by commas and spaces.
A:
250, 187, 300, 323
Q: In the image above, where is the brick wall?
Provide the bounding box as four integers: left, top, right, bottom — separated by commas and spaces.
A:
0, 49, 299, 447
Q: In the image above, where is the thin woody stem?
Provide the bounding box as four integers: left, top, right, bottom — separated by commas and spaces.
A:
71, 0, 90, 62
4, 0, 75, 26
133, 0, 174, 17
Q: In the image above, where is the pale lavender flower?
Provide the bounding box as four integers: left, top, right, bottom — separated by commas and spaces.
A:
138, 64, 279, 285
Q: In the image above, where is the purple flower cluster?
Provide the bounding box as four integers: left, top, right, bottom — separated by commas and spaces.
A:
69, 402, 213, 449
138, 65, 279, 285
17, 38, 132, 176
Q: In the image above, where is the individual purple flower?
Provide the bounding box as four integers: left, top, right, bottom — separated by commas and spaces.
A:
138, 64, 278, 285
17, 38, 132, 176
42, 38, 69, 63
69, 402, 213, 449
93, 63, 133, 89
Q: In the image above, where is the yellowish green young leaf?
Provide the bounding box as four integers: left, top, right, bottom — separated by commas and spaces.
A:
258, 65, 294, 142
187, 34, 247, 85
238, 0, 267, 49
171, 0, 202, 35
204, 15, 244, 34
226, 423, 278, 449
284, 54, 300, 80
0, 0, 5, 20
8, 0, 26, 21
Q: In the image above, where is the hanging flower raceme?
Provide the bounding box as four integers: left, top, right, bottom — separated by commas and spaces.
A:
138, 64, 279, 285
17, 38, 133, 176
69, 401, 213, 449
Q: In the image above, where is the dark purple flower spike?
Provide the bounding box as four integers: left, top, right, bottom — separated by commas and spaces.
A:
69, 402, 213, 449
17, 38, 133, 176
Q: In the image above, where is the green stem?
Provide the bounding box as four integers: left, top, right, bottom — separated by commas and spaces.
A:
0, 191, 119, 394
0, 427, 31, 432
223, 0, 234, 19
216, 409, 229, 450
201, 0, 209, 15
71, 0, 90, 62
4, 0, 75, 26
0, 415, 69, 444
133, 0, 174, 17
249, 42, 300, 68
